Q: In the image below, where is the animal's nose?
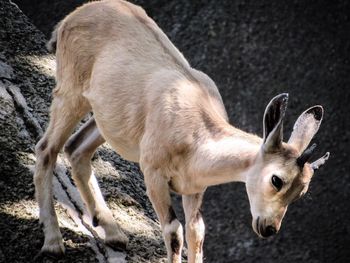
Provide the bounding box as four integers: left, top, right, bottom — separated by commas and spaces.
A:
261, 225, 277, 238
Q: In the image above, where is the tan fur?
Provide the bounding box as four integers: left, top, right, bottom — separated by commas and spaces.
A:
34, 1, 328, 261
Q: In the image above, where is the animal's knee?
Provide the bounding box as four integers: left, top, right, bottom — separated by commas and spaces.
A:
35, 138, 48, 154
170, 232, 181, 255
35, 140, 58, 168
187, 211, 205, 234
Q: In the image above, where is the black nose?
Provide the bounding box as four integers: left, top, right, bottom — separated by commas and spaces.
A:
262, 225, 276, 237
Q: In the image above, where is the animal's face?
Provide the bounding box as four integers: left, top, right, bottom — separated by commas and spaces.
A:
246, 94, 329, 238
246, 145, 314, 237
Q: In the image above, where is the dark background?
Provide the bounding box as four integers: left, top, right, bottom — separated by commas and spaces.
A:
12, 0, 350, 262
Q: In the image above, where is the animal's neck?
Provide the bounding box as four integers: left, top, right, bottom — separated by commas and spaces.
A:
192, 126, 262, 188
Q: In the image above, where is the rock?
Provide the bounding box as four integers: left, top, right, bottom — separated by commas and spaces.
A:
0, 61, 14, 80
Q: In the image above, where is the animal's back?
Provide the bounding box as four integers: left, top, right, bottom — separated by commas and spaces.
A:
53, 0, 227, 161
55, 0, 191, 90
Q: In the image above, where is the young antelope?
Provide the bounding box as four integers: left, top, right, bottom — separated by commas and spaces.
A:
34, 0, 329, 262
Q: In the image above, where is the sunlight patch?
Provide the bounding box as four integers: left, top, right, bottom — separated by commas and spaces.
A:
1, 199, 39, 220
22, 54, 56, 78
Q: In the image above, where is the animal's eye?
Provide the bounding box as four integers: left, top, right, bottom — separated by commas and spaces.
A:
271, 175, 283, 191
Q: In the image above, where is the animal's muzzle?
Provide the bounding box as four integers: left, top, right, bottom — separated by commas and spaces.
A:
261, 225, 276, 238
254, 216, 277, 238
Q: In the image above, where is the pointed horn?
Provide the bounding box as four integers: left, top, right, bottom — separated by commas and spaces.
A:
311, 152, 330, 170
297, 143, 317, 167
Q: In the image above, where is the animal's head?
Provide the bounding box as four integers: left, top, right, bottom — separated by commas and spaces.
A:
245, 93, 330, 238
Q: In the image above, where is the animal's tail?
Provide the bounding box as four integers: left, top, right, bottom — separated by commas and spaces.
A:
46, 21, 62, 53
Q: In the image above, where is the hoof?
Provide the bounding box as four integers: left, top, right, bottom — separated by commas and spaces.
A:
41, 241, 65, 259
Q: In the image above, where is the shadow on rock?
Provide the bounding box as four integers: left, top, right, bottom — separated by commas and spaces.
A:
0, 212, 98, 263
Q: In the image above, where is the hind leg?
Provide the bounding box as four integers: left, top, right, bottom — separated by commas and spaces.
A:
34, 94, 90, 256
64, 117, 128, 250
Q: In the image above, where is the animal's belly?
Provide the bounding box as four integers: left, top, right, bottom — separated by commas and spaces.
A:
90, 113, 141, 162
85, 95, 143, 162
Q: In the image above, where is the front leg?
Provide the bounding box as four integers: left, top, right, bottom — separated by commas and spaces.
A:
183, 193, 205, 263
144, 170, 183, 263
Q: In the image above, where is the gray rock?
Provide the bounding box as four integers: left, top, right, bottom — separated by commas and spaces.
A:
0, 61, 14, 80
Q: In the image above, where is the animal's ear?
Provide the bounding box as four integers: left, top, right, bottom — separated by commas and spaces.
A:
288, 106, 323, 154
263, 93, 289, 152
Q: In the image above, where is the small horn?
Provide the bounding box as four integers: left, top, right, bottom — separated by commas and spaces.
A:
311, 152, 330, 170
297, 143, 317, 167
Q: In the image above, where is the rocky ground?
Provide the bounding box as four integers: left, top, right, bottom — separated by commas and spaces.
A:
2, 0, 350, 262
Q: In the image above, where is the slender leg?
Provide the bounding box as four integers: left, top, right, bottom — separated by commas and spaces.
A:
183, 193, 205, 263
64, 117, 128, 249
143, 169, 183, 263
34, 94, 90, 256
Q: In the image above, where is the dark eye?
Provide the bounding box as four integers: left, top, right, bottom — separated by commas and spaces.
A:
271, 175, 283, 191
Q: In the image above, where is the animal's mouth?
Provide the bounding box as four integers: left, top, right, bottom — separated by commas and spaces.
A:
253, 216, 264, 238
253, 216, 277, 238
256, 216, 261, 235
